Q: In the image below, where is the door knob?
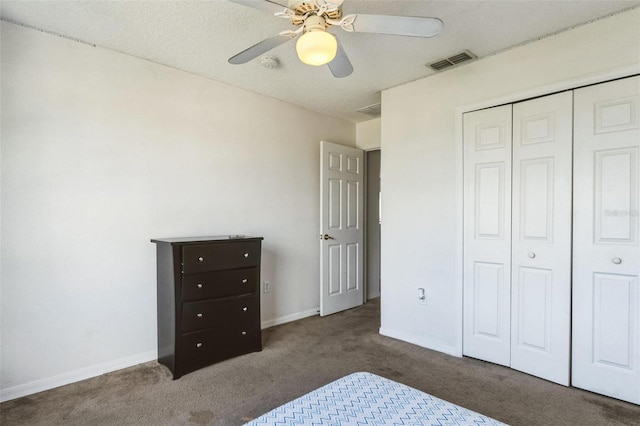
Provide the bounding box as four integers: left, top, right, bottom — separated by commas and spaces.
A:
322, 234, 334, 240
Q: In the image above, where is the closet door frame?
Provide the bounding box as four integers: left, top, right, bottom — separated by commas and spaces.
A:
453, 65, 640, 358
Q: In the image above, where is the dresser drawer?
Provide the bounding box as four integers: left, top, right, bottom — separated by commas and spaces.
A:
182, 268, 258, 301
179, 327, 261, 368
181, 296, 258, 332
182, 241, 260, 273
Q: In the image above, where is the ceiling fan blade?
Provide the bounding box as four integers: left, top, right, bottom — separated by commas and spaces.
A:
328, 39, 353, 78
228, 34, 293, 64
349, 14, 443, 38
226, 0, 288, 14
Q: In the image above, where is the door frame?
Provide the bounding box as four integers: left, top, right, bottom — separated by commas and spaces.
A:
453, 65, 640, 357
364, 149, 381, 301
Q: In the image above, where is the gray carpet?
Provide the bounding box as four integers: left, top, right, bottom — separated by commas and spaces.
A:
2, 298, 639, 425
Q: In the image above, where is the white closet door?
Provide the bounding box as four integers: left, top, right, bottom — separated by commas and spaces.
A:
463, 105, 513, 366
573, 76, 640, 404
511, 92, 573, 385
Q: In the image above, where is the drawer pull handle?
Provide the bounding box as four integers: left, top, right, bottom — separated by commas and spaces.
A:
241, 331, 247, 335
528, 252, 536, 259
196, 342, 203, 348
242, 279, 248, 284
612, 257, 622, 265
197, 313, 203, 318
198, 257, 204, 262
243, 307, 248, 312
197, 283, 203, 289
243, 253, 249, 258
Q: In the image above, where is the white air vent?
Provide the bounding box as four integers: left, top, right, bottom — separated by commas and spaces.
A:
357, 103, 381, 117
428, 50, 477, 71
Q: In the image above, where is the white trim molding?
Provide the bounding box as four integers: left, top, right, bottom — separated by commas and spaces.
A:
379, 327, 459, 357
261, 307, 318, 329
0, 349, 157, 403
1, 306, 321, 402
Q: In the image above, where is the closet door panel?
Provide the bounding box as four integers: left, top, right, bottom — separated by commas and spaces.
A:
511, 91, 573, 386
516, 266, 552, 350
595, 149, 637, 243
573, 75, 640, 405
519, 158, 554, 240
592, 273, 637, 368
463, 105, 512, 366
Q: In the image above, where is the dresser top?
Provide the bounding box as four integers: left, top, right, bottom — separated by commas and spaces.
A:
151, 235, 263, 244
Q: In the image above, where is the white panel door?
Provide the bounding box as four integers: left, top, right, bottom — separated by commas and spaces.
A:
320, 141, 364, 316
511, 92, 573, 385
573, 76, 640, 404
463, 105, 513, 366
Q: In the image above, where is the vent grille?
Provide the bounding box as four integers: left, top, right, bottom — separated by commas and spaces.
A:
356, 103, 381, 117
428, 50, 477, 71
430, 59, 454, 71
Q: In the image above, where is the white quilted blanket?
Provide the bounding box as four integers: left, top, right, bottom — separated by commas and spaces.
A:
245, 372, 507, 425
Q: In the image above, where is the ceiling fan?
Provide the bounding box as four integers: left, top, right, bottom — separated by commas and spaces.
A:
227, 0, 443, 78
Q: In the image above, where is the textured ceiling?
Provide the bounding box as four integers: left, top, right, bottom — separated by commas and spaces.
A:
1, 0, 639, 122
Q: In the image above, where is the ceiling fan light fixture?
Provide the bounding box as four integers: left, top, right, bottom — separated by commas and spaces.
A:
295, 15, 337, 66
296, 29, 337, 66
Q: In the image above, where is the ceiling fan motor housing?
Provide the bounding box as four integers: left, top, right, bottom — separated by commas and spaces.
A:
304, 14, 329, 32
288, 0, 342, 26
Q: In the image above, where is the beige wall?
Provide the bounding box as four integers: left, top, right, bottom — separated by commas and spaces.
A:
380, 9, 640, 355
0, 21, 355, 400
356, 118, 381, 150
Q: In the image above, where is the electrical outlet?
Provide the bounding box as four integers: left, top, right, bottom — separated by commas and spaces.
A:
264, 281, 271, 293
418, 287, 426, 305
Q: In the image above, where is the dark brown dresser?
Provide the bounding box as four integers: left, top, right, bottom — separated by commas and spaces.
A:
151, 236, 263, 379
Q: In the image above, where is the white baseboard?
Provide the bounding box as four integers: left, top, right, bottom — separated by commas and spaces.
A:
0, 349, 157, 403
1, 307, 320, 403
261, 307, 318, 329
379, 327, 460, 357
